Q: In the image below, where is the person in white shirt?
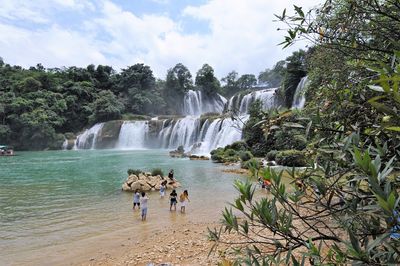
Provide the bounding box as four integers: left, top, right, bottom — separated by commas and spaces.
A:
140, 192, 149, 221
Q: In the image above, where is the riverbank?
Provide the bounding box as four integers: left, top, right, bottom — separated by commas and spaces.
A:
75, 221, 226, 266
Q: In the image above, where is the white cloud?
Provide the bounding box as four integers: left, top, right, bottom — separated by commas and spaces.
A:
0, 0, 95, 23
0, 0, 322, 79
0, 23, 106, 68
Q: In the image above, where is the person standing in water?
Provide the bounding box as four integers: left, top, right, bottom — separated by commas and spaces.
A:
140, 192, 149, 221
168, 169, 174, 181
133, 190, 140, 210
170, 189, 178, 211
160, 181, 167, 198
179, 190, 190, 213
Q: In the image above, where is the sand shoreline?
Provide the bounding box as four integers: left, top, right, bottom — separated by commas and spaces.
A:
73, 221, 224, 266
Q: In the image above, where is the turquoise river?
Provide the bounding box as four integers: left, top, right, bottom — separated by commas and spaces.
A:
0, 150, 245, 265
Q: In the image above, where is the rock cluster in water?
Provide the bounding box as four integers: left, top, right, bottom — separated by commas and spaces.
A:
122, 172, 181, 192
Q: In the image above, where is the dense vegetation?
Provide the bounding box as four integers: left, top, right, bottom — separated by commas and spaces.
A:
210, 0, 400, 264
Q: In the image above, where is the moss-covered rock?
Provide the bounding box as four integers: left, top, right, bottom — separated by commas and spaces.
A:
275, 150, 307, 167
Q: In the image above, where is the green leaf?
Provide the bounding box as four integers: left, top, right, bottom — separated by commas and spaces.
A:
348, 230, 361, 254
293, 5, 304, 18
385, 126, 400, 132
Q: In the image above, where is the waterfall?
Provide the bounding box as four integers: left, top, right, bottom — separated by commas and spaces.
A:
226, 88, 278, 115
182, 90, 227, 115
73, 123, 104, 150
183, 90, 202, 115
292, 76, 308, 109
190, 115, 250, 154
71, 88, 263, 154
116, 121, 149, 149
62, 139, 68, 150
158, 116, 201, 150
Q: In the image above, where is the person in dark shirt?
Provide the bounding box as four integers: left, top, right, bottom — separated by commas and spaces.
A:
170, 189, 177, 211
168, 169, 174, 181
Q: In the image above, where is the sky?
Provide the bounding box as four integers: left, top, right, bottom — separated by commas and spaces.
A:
0, 0, 321, 79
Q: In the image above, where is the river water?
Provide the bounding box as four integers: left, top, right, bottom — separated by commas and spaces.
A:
0, 150, 244, 265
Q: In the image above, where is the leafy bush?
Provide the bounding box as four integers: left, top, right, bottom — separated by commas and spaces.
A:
127, 169, 142, 176
239, 151, 253, 162
241, 158, 261, 169
210, 147, 223, 155
266, 150, 278, 161
275, 149, 307, 167
151, 168, 164, 176
225, 148, 236, 157
211, 152, 225, 163
225, 141, 249, 152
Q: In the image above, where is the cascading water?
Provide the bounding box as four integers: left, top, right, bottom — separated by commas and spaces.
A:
70, 88, 272, 153
62, 139, 68, 150
182, 90, 227, 115
226, 88, 278, 115
73, 123, 104, 150
292, 76, 308, 109
116, 121, 149, 149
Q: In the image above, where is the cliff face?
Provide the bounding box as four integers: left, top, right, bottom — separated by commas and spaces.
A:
95, 120, 124, 149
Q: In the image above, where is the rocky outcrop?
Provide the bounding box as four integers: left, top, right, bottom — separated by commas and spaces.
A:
95, 120, 124, 149
189, 155, 209, 160
122, 172, 181, 192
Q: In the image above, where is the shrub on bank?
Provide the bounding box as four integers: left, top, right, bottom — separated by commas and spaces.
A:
241, 158, 261, 169
275, 150, 307, 167
225, 141, 249, 152
239, 151, 253, 162
266, 150, 278, 161
127, 169, 142, 176
151, 168, 164, 177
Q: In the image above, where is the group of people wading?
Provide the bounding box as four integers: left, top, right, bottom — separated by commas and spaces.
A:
132, 169, 190, 221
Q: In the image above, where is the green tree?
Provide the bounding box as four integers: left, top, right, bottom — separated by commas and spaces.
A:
221, 71, 239, 97
237, 74, 257, 90
195, 64, 221, 96
164, 63, 193, 113
116, 63, 156, 114
258, 60, 285, 87
89, 90, 124, 124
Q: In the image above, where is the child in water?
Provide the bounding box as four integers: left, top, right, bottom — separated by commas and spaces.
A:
133, 190, 140, 210
170, 189, 177, 211
160, 181, 167, 198
179, 190, 190, 213
140, 192, 149, 221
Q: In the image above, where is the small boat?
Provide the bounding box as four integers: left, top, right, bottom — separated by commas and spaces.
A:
0, 145, 14, 156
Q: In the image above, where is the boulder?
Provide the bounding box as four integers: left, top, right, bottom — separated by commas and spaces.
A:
130, 181, 142, 191
141, 183, 151, 191
126, 175, 138, 185
122, 182, 131, 191
121, 172, 181, 192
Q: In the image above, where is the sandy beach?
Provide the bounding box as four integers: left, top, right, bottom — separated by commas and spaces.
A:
74, 221, 225, 266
